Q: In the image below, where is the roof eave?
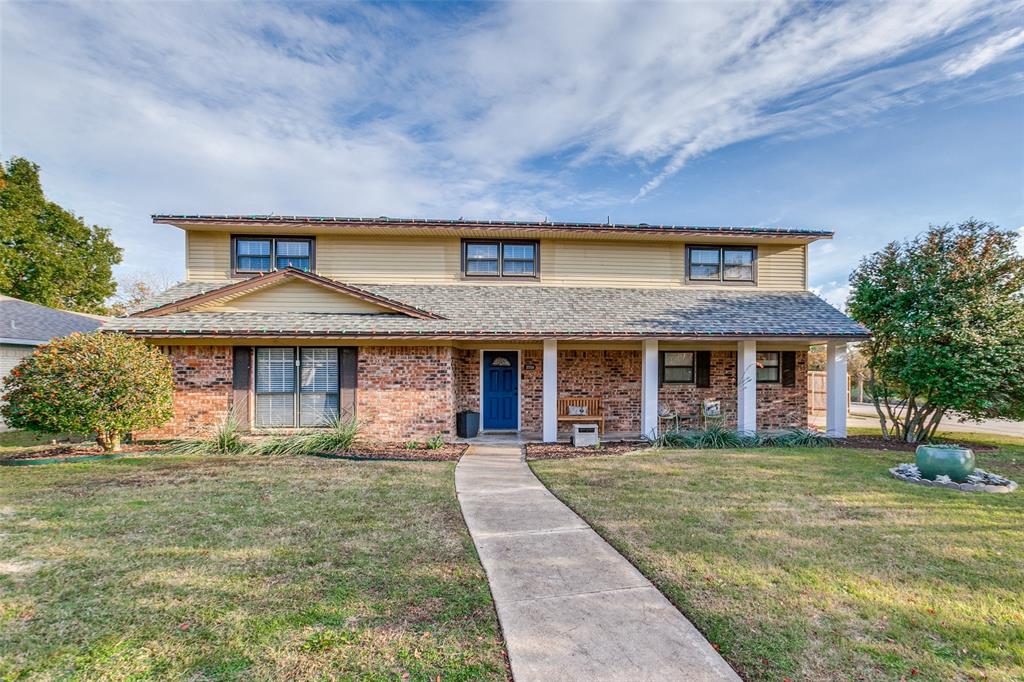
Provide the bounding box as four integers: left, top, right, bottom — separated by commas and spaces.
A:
151, 215, 834, 241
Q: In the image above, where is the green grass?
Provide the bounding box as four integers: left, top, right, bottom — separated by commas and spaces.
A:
532, 442, 1024, 681
0, 430, 65, 456
0, 454, 507, 680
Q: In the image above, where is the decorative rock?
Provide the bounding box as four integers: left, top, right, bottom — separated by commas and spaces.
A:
890, 464, 1017, 493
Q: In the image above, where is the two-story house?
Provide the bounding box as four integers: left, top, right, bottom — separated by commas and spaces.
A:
103, 215, 868, 441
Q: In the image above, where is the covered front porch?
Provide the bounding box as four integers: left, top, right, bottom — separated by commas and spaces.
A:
454, 338, 850, 443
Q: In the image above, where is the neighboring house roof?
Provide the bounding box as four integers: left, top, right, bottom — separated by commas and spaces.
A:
0, 295, 105, 345
106, 282, 869, 340
152, 214, 834, 240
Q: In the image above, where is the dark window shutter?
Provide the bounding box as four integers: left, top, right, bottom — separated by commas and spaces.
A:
658, 351, 664, 387
695, 351, 711, 388
232, 346, 252, 429
339, 347, 357, 422
781, 351, 797, 387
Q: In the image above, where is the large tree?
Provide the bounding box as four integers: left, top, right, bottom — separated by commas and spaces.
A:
0, 157, 122, 313
848, 219, 1024, 442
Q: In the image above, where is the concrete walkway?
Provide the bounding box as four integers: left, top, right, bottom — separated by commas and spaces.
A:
455, 444, 740, 682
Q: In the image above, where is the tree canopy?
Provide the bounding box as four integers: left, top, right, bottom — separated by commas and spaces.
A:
848, 219, 1024, 442
0, 157, 122, 313
1, 332, 174, 451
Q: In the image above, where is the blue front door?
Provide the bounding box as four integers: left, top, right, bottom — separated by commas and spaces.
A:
483, 351, 518, 430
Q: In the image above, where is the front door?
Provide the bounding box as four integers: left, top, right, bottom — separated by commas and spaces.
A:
483, 351, 518, 430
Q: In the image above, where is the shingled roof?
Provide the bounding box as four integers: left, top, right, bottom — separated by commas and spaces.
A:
106, 282, 868, 340
152, 214, 834, 239
1, 295, 105, 345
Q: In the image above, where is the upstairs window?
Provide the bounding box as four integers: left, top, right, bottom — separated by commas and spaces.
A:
233, 236, 314, 274
463, 240, 538, 278
687, 246, 755, 283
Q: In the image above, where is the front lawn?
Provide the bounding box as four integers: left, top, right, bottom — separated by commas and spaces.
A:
0, 454, 507, 680
532, 444, 1024, 681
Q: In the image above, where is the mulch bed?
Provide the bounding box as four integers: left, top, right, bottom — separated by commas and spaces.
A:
314, 443, 469, 461
525, 441, 649, 461
834, 435, 997, 452
1, 443, 165, 462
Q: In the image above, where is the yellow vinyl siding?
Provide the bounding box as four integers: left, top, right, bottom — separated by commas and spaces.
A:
317, 236, 460, 283
195, 279, 390, 313
183, 231, 806, 290
186, 231, 232, 280
542, 240, 682, 287
756, 244, 806, 291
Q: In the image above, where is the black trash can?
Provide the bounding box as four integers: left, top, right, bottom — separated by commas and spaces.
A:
456, 410, 480, 438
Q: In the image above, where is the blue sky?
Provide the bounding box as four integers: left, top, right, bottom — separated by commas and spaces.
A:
2, 0, 1022, 307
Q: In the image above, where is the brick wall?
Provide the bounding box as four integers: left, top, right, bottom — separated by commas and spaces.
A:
138, 345, 234, 439
757, 351, 808, 429
520, 349, 544, 432
453, 348, 479, 413
556, 350, 641, 433
658, 350, 808, 430
356, 345, 455, 441
659, 350, 739, 429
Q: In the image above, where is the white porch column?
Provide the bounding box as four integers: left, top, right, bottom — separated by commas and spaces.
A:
826, 341, 848, 438
737, 340, 757, 434
640, 339, 659, 439
543, 339, 558, 442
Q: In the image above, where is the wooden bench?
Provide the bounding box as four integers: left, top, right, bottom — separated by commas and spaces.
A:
557, 397, 605, 434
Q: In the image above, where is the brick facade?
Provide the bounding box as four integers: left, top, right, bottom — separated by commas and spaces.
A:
356, 345, 455, 441
757, 351, 808, 429
138, 345, 234, 439
659, 350, 739, 429
147, 343, 807, 441
556, 350, 641, 434
453, 348, 479, 413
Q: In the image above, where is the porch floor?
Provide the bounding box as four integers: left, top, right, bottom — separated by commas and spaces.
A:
454, 431, 643, 445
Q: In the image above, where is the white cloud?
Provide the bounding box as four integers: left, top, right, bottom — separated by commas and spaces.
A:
944, 27, 1024, 77
812, 282, 851, 312
1, 0, 1021, 282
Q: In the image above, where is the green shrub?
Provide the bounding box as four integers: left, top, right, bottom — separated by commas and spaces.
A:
166, 410, 247, 456
425, 434, 445, 450
650, 426, 834, 450
1, 332, 174, 451
404, 440, 421, 450
770, 428, 835, 448
253, 417, 361, 456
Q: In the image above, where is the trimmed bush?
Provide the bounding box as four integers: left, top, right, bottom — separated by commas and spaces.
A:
1, 332, 173, 451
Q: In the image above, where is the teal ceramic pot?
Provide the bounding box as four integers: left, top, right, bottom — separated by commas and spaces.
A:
916, 445, 975, 482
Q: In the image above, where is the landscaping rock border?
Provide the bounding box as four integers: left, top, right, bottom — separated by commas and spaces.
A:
889, 463, 1017, 493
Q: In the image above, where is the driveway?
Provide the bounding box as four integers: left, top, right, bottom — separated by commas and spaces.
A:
814, 403, 1024, 438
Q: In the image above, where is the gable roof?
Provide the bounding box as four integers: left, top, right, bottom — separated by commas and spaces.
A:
130, 269, 444, 320
152, 214, 834, 240
0, 295, 105, 345
105, 283, 869, 340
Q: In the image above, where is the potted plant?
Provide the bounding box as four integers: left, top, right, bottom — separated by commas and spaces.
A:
915, 444, 975, 481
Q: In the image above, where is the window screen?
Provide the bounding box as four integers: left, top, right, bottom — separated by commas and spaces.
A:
254, 347, 340, 427
255, 348, 295, 427
465, 243, 499, 275
502, 243, 536, 275
236, 239, 272, 272
756, 351, 780, 383
276, 240, 311, 271
723, 248, 754, 281
688, 248, 721, 280
662, 351, 695, 384
299, 348, 339, 426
